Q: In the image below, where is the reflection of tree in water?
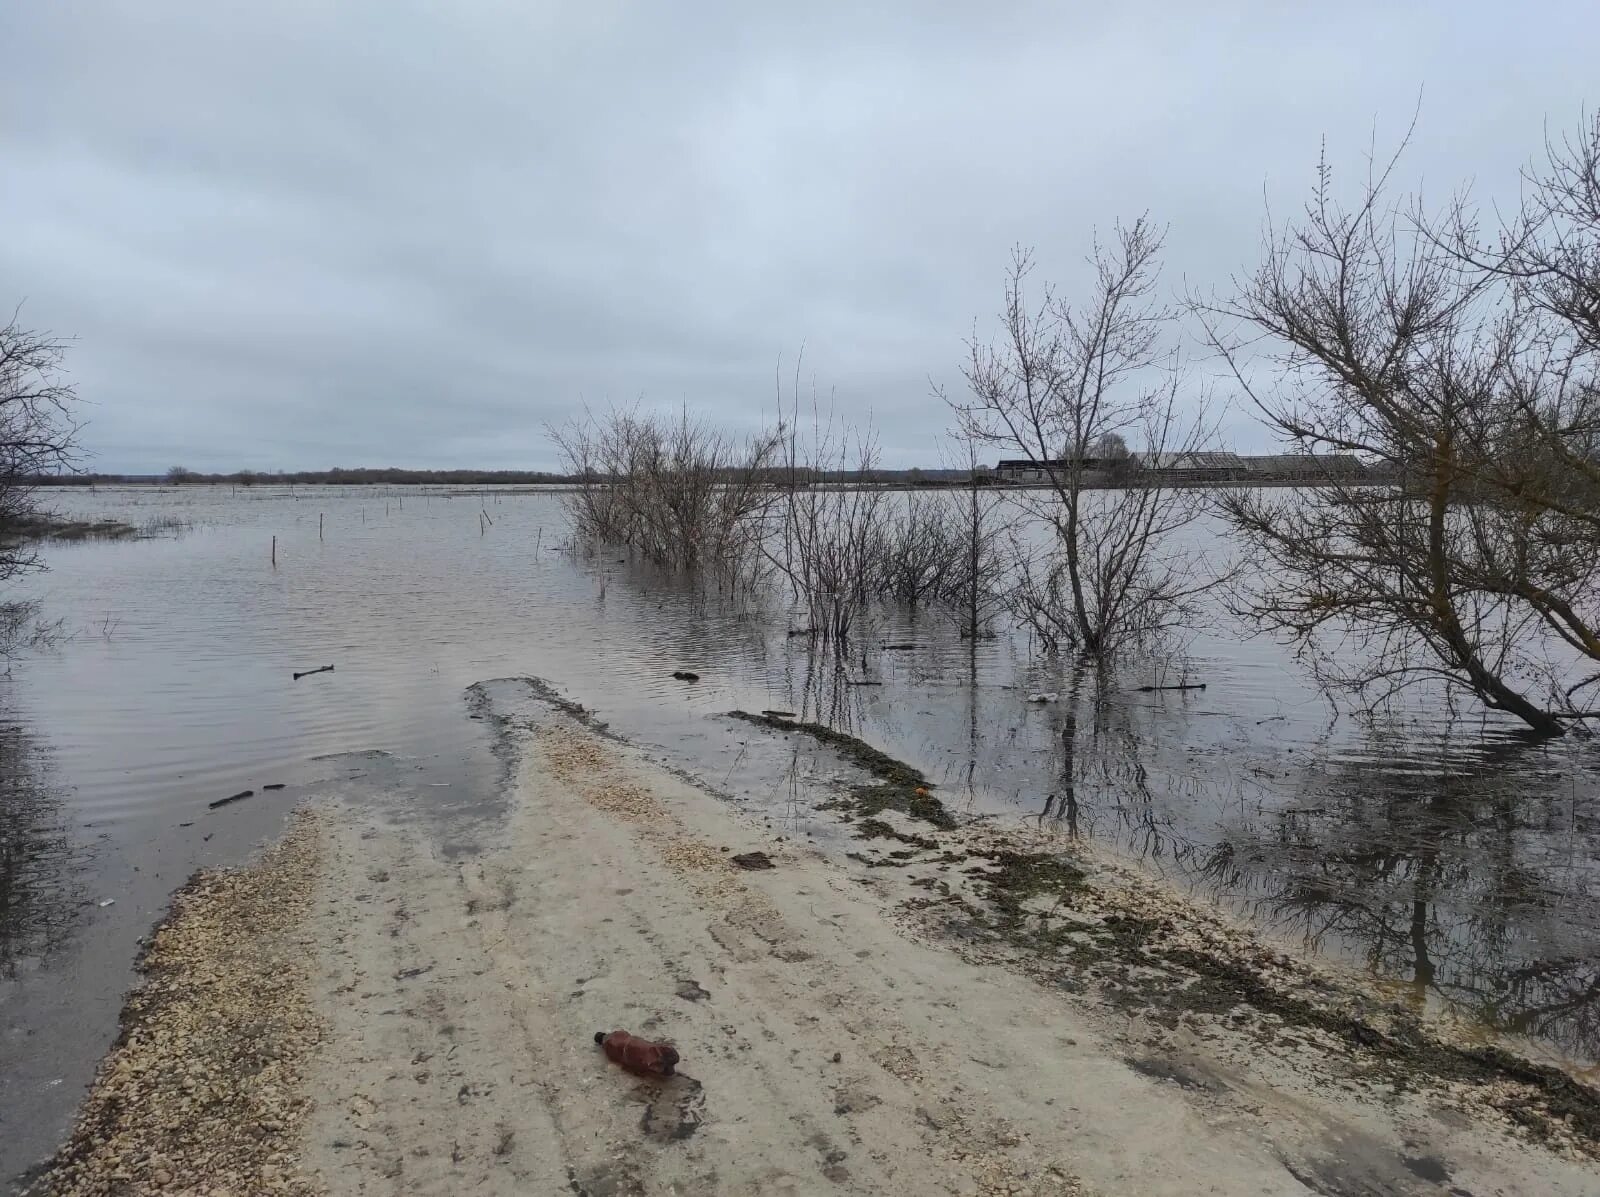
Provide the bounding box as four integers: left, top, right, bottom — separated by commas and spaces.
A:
792, 646, 865, 736
1194, 736, 1600, 1064
1030, 674, 1600, 1063
1037, 664, 1203, 866
0, 720, 80, 978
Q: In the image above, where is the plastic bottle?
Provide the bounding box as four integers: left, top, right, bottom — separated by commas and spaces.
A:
594, 1029, 680, 1077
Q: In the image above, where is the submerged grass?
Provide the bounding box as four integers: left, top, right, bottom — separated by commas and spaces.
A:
726, 710, 956, 829
0, 514, 139, 544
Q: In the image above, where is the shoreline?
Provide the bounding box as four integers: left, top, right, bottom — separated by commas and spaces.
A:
24, 813, 325, 1196
23, 693, 1600, 1194
732, 710, 1600, 1148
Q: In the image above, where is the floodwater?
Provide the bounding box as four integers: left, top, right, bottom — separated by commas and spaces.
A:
3, 484, 1599, 1183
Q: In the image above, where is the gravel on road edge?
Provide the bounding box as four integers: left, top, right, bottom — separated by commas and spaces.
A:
26, 810, 325, 1197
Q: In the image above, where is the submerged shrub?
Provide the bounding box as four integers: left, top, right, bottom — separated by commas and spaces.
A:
550, 405, 784, 588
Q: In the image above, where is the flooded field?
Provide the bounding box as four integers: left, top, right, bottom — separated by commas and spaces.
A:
4, 483, 1599, 1183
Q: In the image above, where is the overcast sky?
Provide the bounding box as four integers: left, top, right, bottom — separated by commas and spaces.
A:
4, 2, 1598, 472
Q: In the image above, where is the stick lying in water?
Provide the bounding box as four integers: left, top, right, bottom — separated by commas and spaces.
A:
1134, 682, 1206, 692
209, 790, 255, 809
293, 665, 335, 681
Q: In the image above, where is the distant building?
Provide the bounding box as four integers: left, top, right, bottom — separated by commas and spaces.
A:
1132, 450, 1246, 481
992, 451, 1368, 486
1241, 453, 1365, 481
993, 458, 1114, 484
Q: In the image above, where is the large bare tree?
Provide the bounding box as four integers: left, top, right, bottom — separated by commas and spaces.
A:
946, 223, 1221, 660
1199, 120, 1600, 736
0, 313, 82, 580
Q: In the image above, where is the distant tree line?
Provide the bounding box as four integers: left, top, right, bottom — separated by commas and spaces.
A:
27, 464, 987, 488
161, 466, 581, 486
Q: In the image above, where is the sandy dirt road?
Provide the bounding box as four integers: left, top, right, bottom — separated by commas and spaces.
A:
293, 706, 1599, 1196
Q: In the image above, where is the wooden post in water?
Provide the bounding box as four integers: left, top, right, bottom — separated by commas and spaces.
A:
319, 512, 324, 540
271, 535, 277, 566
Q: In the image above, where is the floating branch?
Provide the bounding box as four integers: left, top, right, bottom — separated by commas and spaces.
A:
293, 664, 335, 681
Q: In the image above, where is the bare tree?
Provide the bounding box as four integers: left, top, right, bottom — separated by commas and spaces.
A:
1198, 122, 1600, 736
0, 314, 82, 581
873, 491, 963, 608
767, 378, 889, 642
1466, 110, 1600, 357
950, 437, 1012, 641
945, 224, 1222, 660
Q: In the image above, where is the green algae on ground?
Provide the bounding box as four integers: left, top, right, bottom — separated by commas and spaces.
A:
970, 850, 1089, 925
924, 849, 1600, 1153
726, 711, 955, 829
854, 818, 938, 850
1152, 945, 1600, 1147
727, 708, 1600, 1154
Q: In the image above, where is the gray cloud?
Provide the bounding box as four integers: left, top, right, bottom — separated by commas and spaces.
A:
4, 1, 1598, 471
